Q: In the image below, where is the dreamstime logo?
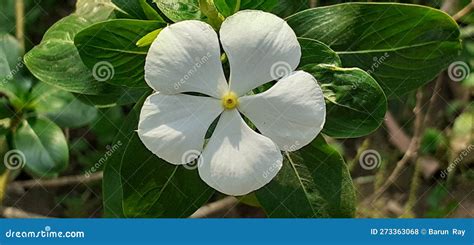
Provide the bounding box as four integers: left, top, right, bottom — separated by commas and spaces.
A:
262, 159, 283, 179
1, 57, 24, 85
440, 145, 473, 178
270, 61, 292, 80
3, 149, 26, 170
367, 53, 389, 75
359, 149, 381, 170
181, 150, 203, 170
84, 141, 122, 178
92, 61, 115, 82
174, 53, 212, 90
448, 61, 470, 82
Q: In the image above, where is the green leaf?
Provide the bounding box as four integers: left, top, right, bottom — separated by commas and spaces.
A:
0, 33, 22, 70
103, 97, 146, 217
304, 65, 387, 138
112, 0, 164, 20
24, 15, 122, 95
103, 95, 214, 218
13, 117, 69, 178
214, 0, 278, 17
75, 19, 166, 88
0, 98, 14, 120
213, 0, 239, 17
287, 3, 462, 97
272, 0, 308, 18
299, 38, 341, 67
121, 136, 214, 217
76, 0, 116, 22
256, 135, 356, 217
153, 0, 203, 22
75, 87, 149, 108
29, 83, 98, 128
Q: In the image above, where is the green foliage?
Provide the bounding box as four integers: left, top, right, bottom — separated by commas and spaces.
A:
287, 3, 462, 97
103, 97, 214, 218
13, 117, 69, 178
153, 0, 203, 22
299, 38, 387, 138
75, 20, 167, 88
256, 136, 356, 217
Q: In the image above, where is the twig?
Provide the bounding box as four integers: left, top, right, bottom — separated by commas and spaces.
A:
1, 206, 50, 218
366, 89, 425, 203
385, 112, 411, 152
190, 196, 239, 218
452, 0, 474, 21
10, 172, 103, 189
15, 0, 25, 50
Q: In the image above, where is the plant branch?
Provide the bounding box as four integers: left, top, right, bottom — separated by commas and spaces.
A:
452, 0, 474, 21
0, 206, 49, 218
10, 172, 103, 189
366, 89, 425, 203
190, 196, 239, 218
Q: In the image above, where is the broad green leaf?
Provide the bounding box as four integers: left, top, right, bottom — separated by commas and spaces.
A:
0, 98, 14, 120
29, 83, 98, 128
75, 87, 149, 107
13, 117, 69, 178
272, 0, 308, 18
0, 77, 33, 110
287, 3, 462, 97
112, 0, 163, 20
304, 65, 387, 138
214, 0, 278, 17
76, 0, 116, 22
121, 135, 214, 217
240, 0, 278, 12
256, 135, 356, 218
0, 33, 22, 71
299, 38, 341, 67
153, 0, 203, 22
24, 15, 122, 95
75, 19, 166, 88
213, 0, 239, 17
103, 96, 147, 217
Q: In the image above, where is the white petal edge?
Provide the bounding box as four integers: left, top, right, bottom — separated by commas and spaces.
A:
138, 93, 223, 164
220, 10, 301, 96
239, 71, 326, 152
199, 109, 283, 196
145, 20, 228, 98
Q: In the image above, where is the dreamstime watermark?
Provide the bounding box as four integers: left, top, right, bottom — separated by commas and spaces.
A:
3, 149, 26, 170
262, 159, 283, 179
84, 141, 122, 178
181, 149, 203, 170
92, 61, 115, 82
5, 226, 85, 239
366, 53, 389, 75
270, 61, 292, 80
359, 149, 382, 170
281, 141, 301, 152
448, 61, 470, 82
440, 144, 473, 178
1, 57, 24, 85
174, 52, 212, 90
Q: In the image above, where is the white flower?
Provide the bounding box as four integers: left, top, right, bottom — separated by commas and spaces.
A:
138, 10, 326, 196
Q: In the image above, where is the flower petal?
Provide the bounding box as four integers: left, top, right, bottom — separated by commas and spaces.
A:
239, 71, 326, 151
145, 21, 228, 98
138, 93, 223, 164
199, 109, 283, 196
220, 10, 301, 96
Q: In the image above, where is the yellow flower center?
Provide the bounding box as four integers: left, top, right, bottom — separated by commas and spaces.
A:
221, 91, 239, 110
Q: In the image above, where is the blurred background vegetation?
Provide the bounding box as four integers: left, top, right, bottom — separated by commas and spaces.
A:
0, 0, 472, 218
